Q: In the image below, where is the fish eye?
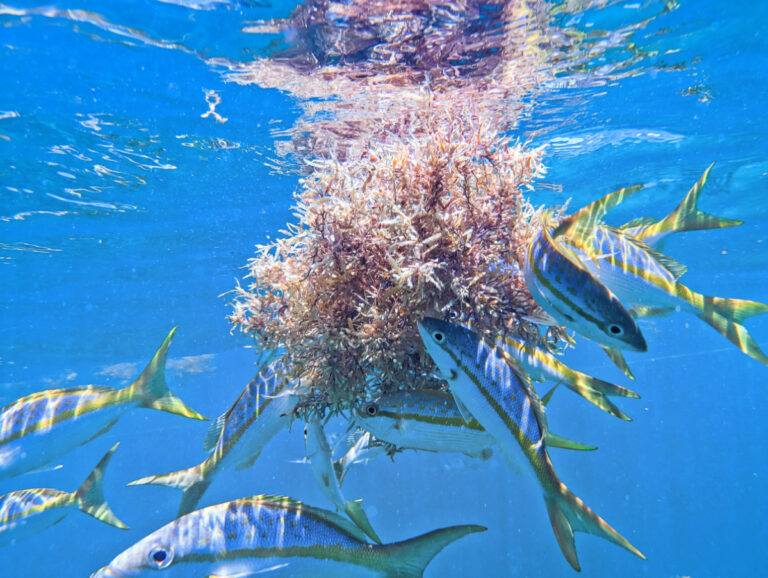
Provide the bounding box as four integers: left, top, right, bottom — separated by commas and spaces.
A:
432, 331, 445, 343
608, 324, 624, 336
447, 310, 458, 320
364, 402, 378, 416
148, 546, 173, 569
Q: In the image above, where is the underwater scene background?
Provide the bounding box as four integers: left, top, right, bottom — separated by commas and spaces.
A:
2, 0, 767, 576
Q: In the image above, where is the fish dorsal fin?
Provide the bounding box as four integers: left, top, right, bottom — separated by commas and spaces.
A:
248, 495, 372, 543
553, 184, 644, 244
545, 431, 597, 451
620, 216, 658, 230
203, 411, 228, 452
614, 228, 688, 280
541, 220, 593, 271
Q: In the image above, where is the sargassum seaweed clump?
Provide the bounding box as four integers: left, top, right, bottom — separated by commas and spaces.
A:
230, 106, 559, 416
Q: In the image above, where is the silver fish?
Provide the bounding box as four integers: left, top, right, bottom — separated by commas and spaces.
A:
353, 389, 494, 459
305, 420, 380, 543
523, 211, 647, 353
90, 495, 485, 577
128, 359, 298, 516
0, 328, 205, 480
419, 317, 644, 571
0, 443, 126, 546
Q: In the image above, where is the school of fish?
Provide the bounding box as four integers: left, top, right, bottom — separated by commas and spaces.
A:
2, 164, 766, 575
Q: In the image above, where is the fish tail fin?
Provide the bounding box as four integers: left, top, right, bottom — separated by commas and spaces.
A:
128, 327, 207, 421
75, 442, 128, 530
556, 363, 639, 421
344, 500, 381, 544
694, 307, 768, 366
127, 463, 211, 517
647, 163, 742, 239
544, 486, 644, 572
678, 285, 768, 365
701, 295, 768, 324
381, 524, 487, 577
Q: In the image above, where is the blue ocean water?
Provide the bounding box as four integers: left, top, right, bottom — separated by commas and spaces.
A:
1, 1, 767, 576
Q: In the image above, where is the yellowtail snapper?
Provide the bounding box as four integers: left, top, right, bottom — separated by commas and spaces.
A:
128, 359, 298, 517
356, 388, 595, 458
354, 390, 495, 459
90, 495, 485, 577
0, 328, 205, 480
554, 176, 768, 366
418, 317, 644, 571
0, 443, 126, 546
523, 212, 647, 352
502, 335, 639, 421
305, 419, 381, 544
619, 163, 742, 249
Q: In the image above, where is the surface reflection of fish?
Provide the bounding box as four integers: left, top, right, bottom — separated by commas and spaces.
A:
419, 317, 644, 572
0, 443, 126, 546
0, 328, 205, 481
523, 210, 647, 352
554, 175, 768, 366
128, 360, 298, 517
305, 420, 380, 544
91, 495, 486, 577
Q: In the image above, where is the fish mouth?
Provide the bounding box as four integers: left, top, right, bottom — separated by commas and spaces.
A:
624, 329, 648, 353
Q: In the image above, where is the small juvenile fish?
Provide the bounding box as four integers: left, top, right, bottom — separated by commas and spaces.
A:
419, 317, 644, 571
523, 212, 647, 353
0, 328, 205, 480
333, 430, 387, 486
502, 335, 639, 421
128, 359, 298, 516
555, 188, 768, 366
0, 443, 126, 546
305, 420, 380, 543
353, 389, 495, 459
90, 495, 486, 577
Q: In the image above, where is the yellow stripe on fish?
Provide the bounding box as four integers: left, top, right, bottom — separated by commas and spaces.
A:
553, 177, 768, 366
0, 443, 126, 546
0, 328, 205, 481
418, 318, 644, 571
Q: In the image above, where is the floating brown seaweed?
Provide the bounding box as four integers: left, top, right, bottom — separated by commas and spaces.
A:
227, 0, 566, 416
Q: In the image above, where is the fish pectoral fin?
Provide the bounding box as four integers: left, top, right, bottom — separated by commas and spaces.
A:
450, 392, 474, 424
208, 565, 290, 578
599, 346, 635, 380
545, 432, 597, 452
